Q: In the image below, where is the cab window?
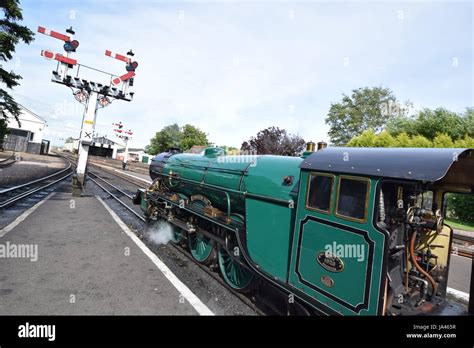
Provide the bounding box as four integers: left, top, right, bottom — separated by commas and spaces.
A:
336, 177, 370, 222
306, 173, 333, 213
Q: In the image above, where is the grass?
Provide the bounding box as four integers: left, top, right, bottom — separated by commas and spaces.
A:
445, 218, 474, 232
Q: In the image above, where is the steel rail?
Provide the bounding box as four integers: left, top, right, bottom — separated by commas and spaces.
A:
0, 161, 72, 194
88, 171, 134, 199
88, 176, 147, 222
0, 171, 73, 209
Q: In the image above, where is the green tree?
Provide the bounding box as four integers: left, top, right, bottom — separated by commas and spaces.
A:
325, 87, 409, 145
432, 133, 454, 148
0, 119, 7, 149
0, 0, 34, 148
180, 124, 208, 151
373, 131, 396, 147
446, 193, 474, 223
394, 132, 412, 147
347, 130, 435, 148
147, 123, 209, 154
219, 145, 239, 155
464, 107, 474, 137
148, 123, 182, 154
410, 135, 432, 148
241, 126, 305, 156
387, 108, 472, 140
346, 129, 376, 147
453, 135, 474, 148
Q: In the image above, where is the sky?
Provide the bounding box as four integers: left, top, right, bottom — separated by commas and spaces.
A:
4, 0, 473, 149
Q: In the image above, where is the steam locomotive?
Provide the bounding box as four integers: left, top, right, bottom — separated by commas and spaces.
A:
133, 143, 473, 315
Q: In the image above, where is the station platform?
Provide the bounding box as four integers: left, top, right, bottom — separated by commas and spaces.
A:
0, 187, 209, 315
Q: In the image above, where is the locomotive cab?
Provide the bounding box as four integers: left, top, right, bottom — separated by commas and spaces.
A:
290, 147, 473, 315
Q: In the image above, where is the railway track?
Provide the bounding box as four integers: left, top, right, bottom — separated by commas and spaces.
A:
0, 156, 74, 209
451, 231, 474, 259
84, 165, 270, 315
452, 233, 474, 244
0, 153, 16, 167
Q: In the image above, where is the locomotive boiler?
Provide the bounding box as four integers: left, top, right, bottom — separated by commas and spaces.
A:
133, 145, 473, 315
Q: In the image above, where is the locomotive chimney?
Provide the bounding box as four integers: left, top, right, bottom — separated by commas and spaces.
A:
306, 141, 316, 152
317, 141, 327, 151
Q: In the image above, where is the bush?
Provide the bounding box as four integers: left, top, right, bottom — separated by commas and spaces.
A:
446, 193, 474, 223
433, 133, 454, 148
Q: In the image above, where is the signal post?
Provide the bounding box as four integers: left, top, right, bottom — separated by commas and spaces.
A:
112, 122, 133, 170
37, 26, 138, 195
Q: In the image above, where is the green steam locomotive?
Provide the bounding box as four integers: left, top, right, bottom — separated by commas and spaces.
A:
133, 143, 473, 315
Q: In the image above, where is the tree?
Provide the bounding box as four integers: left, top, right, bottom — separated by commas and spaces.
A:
0, 0, 34, 148
410, 135, 432, 148
346, 129, 376, 147
446, 193, 474, 223
394, 132, 412, 147
373, 131, 396, 147
147, 123, 209, 154
347, 129, 435, 148
432, 133, 454, 148
241, 126, 305, 156
180, 124, 208, 151
148, 124, 182, 155
325, 87, 409, 145
0, 119, 7, 149
387, 108, 473, 140
219, 145, 239, 155
465, 107, 474, 137
454, 135, 474, 148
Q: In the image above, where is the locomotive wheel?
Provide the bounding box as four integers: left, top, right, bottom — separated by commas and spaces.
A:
170, 227, 185, 244
187, 196, 215, 264
218, 244, 255, 292
188, 232, 215, 264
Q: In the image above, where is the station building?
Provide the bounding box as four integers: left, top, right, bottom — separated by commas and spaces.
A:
3, 104, 50, 155
116, 147, 151, 164
63, 136, 126, 159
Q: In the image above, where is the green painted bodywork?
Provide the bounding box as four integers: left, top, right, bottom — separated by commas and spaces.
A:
144, 148, 387, 315
288, 171, 386, 315
244, 156, 302, 281
160, 151, 303, 281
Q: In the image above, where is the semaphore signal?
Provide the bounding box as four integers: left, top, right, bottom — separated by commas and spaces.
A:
105, 49, 138, 87
112, 122, 133, 170
40, 50, 77, 66
38, 25, 138, 194
38, 26, 72, 41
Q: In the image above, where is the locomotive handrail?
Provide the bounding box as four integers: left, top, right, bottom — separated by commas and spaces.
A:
176, 162, 250, 175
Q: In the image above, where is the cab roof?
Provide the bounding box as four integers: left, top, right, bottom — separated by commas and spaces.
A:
300, 147, 474, 183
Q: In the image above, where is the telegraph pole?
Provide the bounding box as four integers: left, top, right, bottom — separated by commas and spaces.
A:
37, 26, 138, 195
